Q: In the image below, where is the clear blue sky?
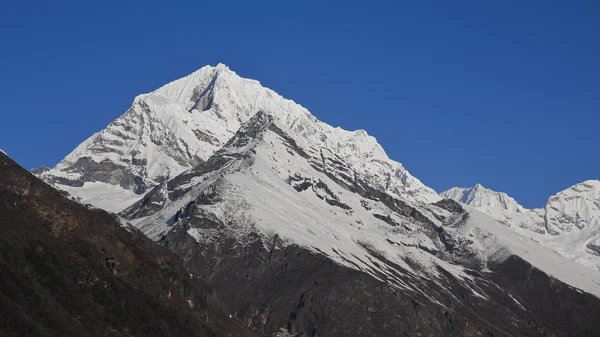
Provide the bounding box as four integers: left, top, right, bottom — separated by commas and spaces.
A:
1, 0, 598, 208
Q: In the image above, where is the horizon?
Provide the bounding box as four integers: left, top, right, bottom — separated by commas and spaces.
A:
1, 1, 598, 209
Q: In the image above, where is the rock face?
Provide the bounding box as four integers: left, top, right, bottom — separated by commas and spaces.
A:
29, 64, 600, 336
0, 151, 256, 337
442, 182, 600, 271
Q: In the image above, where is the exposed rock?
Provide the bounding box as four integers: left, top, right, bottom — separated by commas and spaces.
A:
0, 151, 256, 337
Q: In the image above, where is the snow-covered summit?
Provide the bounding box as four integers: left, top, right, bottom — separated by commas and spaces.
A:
441, 184, 526, 213
38, 64, 439, 212
442, 181, 600, 271
545, 180, 600, 234
442, 183, 546, 234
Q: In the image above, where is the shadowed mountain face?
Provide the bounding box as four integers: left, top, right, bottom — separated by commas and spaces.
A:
164, 231, 600, 337
0, 151, 256, 337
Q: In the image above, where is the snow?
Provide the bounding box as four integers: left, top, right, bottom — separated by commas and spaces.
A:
208, 139, 472, 299
132, 117, 600, 300
465, 208, 600, 298
132, 119, 463, 301
441, 184, 526, 213
441, 184, 546, 233
41, 63, 439, 215
54, 132, 102, 170
36, 63, 600, 299
60, 182, 144, 213
0, 149, 6, 156
545, 180, 600, 234
442, 181, 600, 272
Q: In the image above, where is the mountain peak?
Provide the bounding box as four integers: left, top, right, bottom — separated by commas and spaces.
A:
39, 65, 440, 211
545, 179, 600, 235
215, 62, 229, 70
441, 184, 525, 213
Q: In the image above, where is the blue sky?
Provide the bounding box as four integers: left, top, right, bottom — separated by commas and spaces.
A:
0, 0, 598, 208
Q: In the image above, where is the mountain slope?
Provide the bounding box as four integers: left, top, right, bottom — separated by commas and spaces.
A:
120, 112, 600, 336
38, 64, 438, 212
442, 182, 600, 271
0, 151, 256, 337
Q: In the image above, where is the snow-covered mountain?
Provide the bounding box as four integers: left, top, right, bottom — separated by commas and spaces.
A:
442, 184, 526, 213
39, 64, 438, 212
123, 109, 600, 335
118, 110, 600, 294
442, 182, 600, 271
441, 184, 546, 233
33, 64, 600, 335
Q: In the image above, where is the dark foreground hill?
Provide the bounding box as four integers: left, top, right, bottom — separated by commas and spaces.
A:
0, 151, 255, 337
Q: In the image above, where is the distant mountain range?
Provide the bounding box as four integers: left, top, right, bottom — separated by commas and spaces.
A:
442, 181, 600, 271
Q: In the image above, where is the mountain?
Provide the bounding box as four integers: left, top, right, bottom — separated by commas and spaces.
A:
441, 182, 600, 271
38, 64, 438, 212
120, 110, 600, 336
30, 64, 600, 336
0, 151, 256, 337
546, 180, 600, 235
441, 184, 526, 213
441, 184, 546, 233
